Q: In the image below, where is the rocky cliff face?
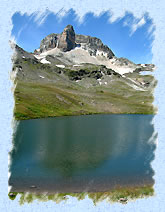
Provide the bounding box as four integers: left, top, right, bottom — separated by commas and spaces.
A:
39, 33, 59, 53
37, 25, 114, 59
75, 34, 114, 59
57, 25, 76, 52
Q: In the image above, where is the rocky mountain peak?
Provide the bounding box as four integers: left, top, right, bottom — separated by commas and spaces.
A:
37, 25, 114, 59
64, 24, 74, 32
57, 25, 76, 52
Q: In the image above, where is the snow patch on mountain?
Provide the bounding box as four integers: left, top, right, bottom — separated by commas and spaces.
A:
40, 58, 51, 64
34, 47, 138, 75
56, 64, 65, 68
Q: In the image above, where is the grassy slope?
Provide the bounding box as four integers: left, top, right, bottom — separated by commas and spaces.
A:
14, 78, 155, 120
9, 185, 154, 205
11, 57, 156, 203
13, 57, 156, 120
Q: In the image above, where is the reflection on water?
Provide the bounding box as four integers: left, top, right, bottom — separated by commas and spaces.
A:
9, 114, 157, 193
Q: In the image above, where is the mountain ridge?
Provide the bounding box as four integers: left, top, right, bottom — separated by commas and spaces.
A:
35, 24, 115, 60
11, 25, 157, 120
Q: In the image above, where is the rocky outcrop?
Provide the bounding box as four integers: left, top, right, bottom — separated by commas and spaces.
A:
64, 65, 121, 81
75, 35, 114, 59
37, 25, 114, 58
57, 25, 76, 52
13, 44, 38, 64
39, 33, 59, 53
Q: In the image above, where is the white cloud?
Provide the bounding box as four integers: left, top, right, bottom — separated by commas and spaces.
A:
123, 17, 132, 27
33, 10, 50, 26
148, 24, 155, 34
123, 16, 146, 36
130, 17, 146, 35
56, 8, 68, 18
16, 23, 28, 40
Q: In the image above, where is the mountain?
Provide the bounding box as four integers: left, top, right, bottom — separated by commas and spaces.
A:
11, 25, 157, 120
36, 25, 114, 58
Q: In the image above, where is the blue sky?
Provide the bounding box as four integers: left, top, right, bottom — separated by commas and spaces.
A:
11, 10, 155, 64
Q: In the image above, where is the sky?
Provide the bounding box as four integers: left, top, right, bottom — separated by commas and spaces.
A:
11, 9, 155, 64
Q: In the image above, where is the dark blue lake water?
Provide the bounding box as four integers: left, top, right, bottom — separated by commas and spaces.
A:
9, 114, 156, 193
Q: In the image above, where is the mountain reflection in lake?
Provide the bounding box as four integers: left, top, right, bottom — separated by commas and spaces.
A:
9, 114, 157, 193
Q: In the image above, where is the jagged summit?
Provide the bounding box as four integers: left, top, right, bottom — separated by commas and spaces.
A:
12, 24, 157, 120
31, 25, 155, 75
57, 25, 76, 52
36, 25, 114, 59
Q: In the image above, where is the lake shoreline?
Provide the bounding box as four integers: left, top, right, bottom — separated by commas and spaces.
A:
14, 111, 156, 121
9, 184, 154, 204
